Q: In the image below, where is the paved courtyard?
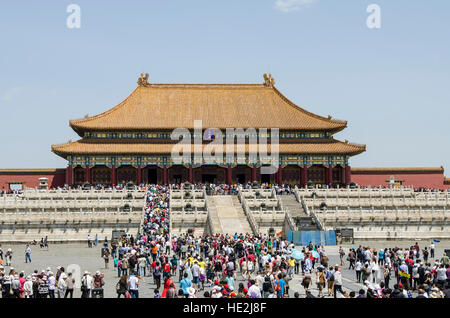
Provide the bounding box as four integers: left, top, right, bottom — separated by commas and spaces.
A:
1, 239, 449, 298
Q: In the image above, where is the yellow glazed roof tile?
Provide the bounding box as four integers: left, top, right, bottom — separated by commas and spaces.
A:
69, 82, 347, 133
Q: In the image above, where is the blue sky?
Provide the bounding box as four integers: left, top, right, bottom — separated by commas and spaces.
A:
0, 0, 449, 171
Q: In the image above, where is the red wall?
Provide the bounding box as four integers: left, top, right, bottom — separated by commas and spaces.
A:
0, 169, 66, 190
0, 167, 448, 190
351, 168, 450, 190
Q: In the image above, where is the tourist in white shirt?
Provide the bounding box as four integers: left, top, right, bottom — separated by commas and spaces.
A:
247, 279, 261, 298
355, 260, 363, 283
81, 271, 93, 298
25, 245, 31, 263
23, 276, 33, 298
57, 270, 68, 298
127, 272, 140, 298
47, 272, 56, 298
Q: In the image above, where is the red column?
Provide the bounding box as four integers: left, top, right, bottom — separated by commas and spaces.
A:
301, 167, 307, 188
163, 165, 168, 185
66, 165, 73, 186
68, 165, 73, 186
188, 165, 193, 183
277, 165, 282, 186
227, 165, 232, 185
137, 165, 142, 185
328, 165, 333, 188
111, 165, 116, 186
85, 165, 90, 184
345, 164, 351, 186
252, 165, 257, 182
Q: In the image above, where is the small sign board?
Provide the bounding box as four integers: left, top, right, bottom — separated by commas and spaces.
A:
340, 228, 354, 238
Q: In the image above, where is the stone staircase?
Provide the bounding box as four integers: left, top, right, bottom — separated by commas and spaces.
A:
206, 195, 252, 235
279, 194, 321, 231
280, 195, 306, 217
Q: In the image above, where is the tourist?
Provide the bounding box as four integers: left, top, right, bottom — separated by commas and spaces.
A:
127, 271, 140, 298
116, 274, 128, 298
316, 267, 326, 297
23, 276, 33, 298
430, 242, 435, 258
81, 271, 93, 298
25, 245, 31, 264
5, 248, 12, 266
47, 272, 56, 298
64, 272, 75, 298
38, 276, 49, 298
57, 274, 67, 298
103, 249, 112, 270
180, 273, 192, 298
93, 271, 105, 290
161, 274, 174, 297
333, 265, 344, 298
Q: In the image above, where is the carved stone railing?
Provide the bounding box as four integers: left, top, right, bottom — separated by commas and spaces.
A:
284, 208, 296, 232
238, 188, 259, 235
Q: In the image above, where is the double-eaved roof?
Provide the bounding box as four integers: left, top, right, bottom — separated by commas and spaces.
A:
52, 75, 366, 159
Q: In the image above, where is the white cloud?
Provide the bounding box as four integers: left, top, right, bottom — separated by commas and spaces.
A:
274, 0, 318, 13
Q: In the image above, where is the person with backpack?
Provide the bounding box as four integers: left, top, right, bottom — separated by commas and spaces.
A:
326, 265, 335, 297
317, 267, 326, 297
80, 271, 93, 298
116, 274, 128, 298
301, 274, 312, 295
275, 273, 286, 298
93, 271, 105, 289
153, 261, 162, 290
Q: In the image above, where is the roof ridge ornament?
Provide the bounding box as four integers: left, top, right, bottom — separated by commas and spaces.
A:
137, 73, 150, 87
263, 73, 275, 87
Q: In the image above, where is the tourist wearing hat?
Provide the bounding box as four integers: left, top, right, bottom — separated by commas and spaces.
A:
5, 248, 12, 266
187, 286, 196, 298
1, 275, 12, 298
81, 271, 93, 298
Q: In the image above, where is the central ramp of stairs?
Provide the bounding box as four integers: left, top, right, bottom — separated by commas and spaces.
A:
279, 194, 321, 231
206, 195, 252, 235
279, 194, 307, 217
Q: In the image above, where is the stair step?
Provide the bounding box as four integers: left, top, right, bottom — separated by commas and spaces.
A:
206, 195, 253, 235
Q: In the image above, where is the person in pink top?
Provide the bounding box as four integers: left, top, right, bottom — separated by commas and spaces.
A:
19, 272, 26, 298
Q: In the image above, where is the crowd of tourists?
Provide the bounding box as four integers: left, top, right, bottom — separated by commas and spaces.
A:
110, 232, 450, 298
1, 183, 450, 299
0, 264, 107, 298
342, 242, 450, 298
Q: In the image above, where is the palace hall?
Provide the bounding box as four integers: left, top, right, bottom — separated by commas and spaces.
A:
51, 74, 366, 187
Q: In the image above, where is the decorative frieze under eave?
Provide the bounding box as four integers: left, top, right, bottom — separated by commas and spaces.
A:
67, 154, 350, 169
